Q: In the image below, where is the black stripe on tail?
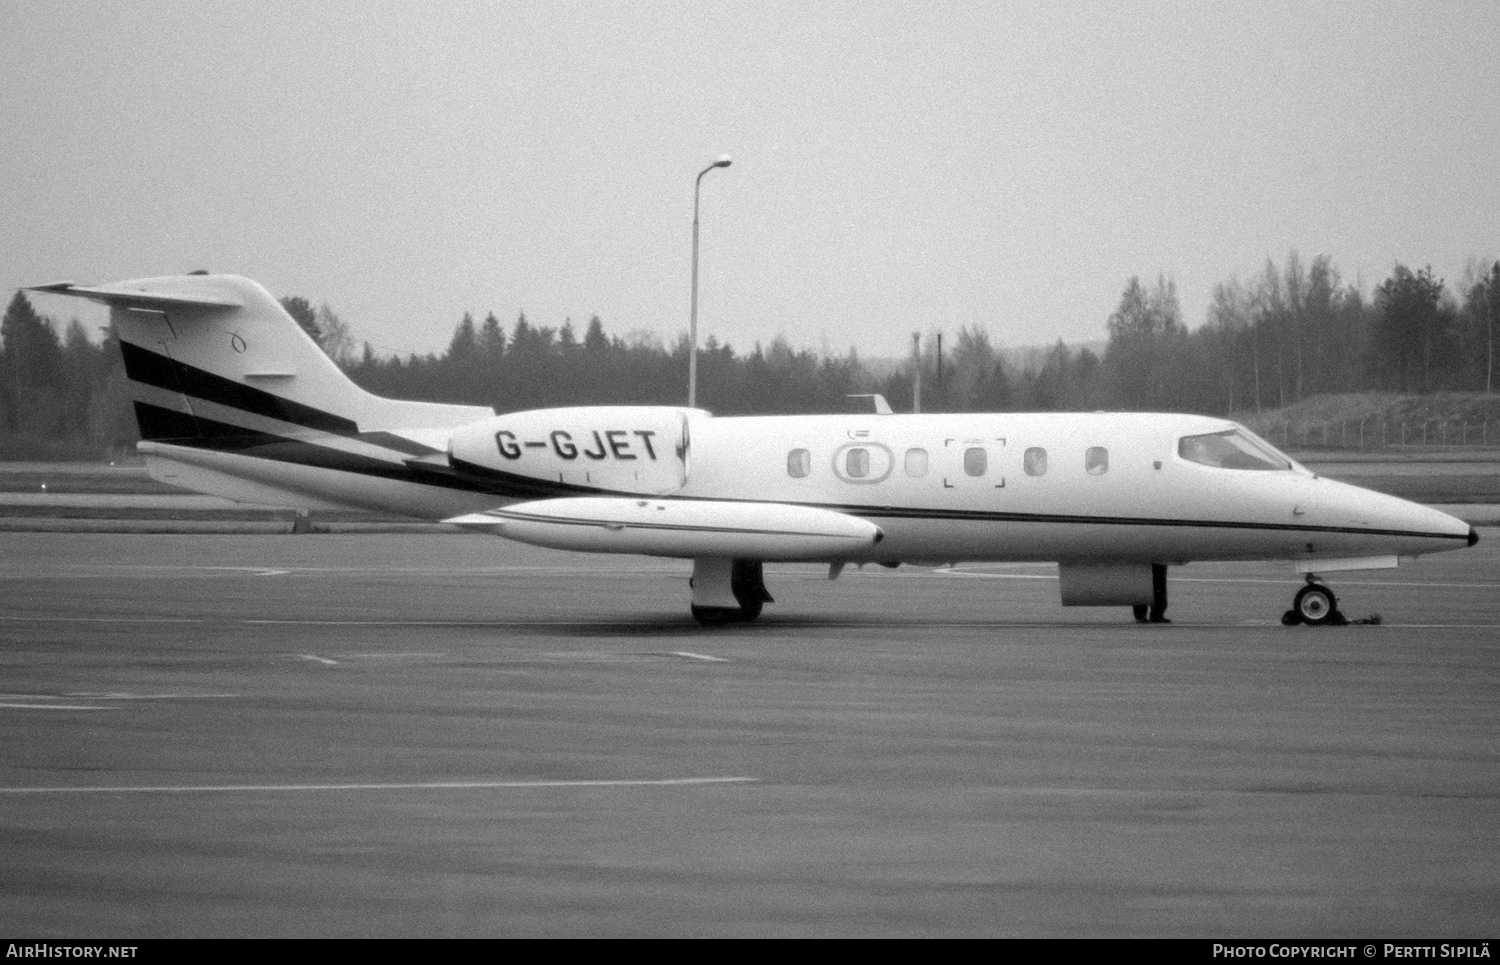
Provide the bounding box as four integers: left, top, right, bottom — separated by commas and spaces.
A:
119, 341, 359, 439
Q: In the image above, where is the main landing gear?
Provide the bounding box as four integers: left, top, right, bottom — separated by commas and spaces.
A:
1281, 575, 1348, 627
690, 558, 772, 626
1132, 564, 1171, 624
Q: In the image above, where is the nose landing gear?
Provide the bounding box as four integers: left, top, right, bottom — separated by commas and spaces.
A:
1281, 576, 1348, 626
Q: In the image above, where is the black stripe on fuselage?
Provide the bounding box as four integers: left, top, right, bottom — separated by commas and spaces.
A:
359, 431, 444, 457
126, 387, 1464, 543
134, 403, 615, 500
442, 457, 607, 500
835, 503, 1470, 542
132, 402, 500, 495
120, 342, 445, 457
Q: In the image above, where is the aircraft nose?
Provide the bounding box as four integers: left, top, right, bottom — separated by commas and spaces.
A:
1470, 527, 1480, 548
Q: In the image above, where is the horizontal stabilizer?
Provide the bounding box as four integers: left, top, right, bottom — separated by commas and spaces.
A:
27, 281, 242, 311
447, 497, 882, 561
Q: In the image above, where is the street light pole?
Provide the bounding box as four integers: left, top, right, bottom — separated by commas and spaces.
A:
912, 332, 922, 414
1486, 261, 1498, 395
689, 155, 732, 409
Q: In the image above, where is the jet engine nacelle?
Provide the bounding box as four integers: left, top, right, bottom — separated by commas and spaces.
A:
448, 406, 692, 494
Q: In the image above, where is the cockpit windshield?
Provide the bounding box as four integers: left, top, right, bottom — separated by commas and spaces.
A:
1178, 428, 1294, 471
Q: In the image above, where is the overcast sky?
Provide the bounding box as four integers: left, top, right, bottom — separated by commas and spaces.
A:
5, 0, 1497, 360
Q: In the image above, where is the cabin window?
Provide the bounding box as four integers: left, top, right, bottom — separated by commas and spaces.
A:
846, 447, 870, 478
1086, 447, 1108, 475
963, 447, 987, 477
1024, 447, 1048, 476
905, 448, 929, 477
787, 448, 811, 478
1178, 429, 1290, 471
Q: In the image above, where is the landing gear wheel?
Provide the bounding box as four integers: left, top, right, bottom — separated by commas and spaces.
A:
691, 605, 738, 627
689, 558, 771, 626
1293, 583, 1339, 626
690, 600, 762, 626
728, 559, 769, 624
734, 598, 764, 622
1129, 565, 1171, 624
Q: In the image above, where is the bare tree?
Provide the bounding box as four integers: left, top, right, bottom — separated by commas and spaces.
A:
315, 303, 356, 367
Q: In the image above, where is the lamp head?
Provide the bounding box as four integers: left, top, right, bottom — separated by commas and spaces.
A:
713, 155, 733, 168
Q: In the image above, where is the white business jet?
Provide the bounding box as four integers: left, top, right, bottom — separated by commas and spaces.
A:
31, 274, 1478, 626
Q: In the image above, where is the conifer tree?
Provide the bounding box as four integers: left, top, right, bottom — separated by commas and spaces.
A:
1, 291, 65, 435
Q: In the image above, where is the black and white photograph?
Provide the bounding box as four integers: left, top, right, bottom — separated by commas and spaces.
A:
2, 0, 1497, 940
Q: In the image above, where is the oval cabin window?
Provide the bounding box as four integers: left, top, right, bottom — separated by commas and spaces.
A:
1086, 446, 1108, 475
1024, 447, 1048, 476
787, 448, 811, 478
832, 442, 893, 483
963, 447, 987, 477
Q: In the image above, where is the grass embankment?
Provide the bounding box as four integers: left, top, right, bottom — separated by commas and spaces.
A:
0, 461, 175, 495
1235, 393, 1500, 504
0, 462, 430, 529
1241, 392, 1500, 453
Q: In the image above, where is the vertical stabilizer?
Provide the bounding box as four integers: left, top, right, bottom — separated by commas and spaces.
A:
31, 274, 491, 446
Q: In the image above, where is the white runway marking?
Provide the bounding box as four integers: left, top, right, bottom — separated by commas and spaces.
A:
933, 570, 1053, 580
0, 615, 207, 624
6, 614, 1500, 630
244, 618, 683, 628
1175, 576, 1500, 589
101, 563, 686, 577
0, 776, 759, 795
61, 692, 239, 700
937, 566, 1500, 590
668, 651, 729, 662
0, 692, 238, 706
298, 654, 338, 665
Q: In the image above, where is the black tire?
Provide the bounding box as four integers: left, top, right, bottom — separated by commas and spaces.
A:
691, 605, 737, 627
730, 559, 767, 623
690, 601, 761, 626
1293, 583, 1338, 626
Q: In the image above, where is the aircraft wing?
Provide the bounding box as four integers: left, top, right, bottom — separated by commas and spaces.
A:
27, 281, 243, 311
446, 496, 882, 561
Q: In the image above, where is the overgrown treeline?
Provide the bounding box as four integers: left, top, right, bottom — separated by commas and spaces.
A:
2, 253, 1496, 459
0, 291, 135, 458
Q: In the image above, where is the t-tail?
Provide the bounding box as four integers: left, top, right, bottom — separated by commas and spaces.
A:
30, 274, 495, 516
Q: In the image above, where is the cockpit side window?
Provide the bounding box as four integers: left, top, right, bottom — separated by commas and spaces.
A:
1178, 429, 1291, 471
